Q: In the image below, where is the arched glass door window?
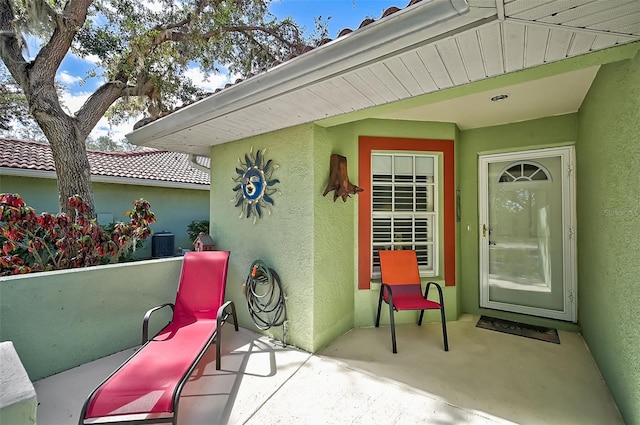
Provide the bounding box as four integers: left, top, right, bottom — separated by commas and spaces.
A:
498, 162, 551, 183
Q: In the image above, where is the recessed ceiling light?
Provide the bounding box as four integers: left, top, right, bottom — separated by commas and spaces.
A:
490, 94, 509, 102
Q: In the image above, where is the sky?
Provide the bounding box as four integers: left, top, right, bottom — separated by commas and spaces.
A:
23, 0, 399, 144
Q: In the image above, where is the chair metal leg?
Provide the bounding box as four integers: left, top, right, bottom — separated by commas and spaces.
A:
440, 303, 449, 352
418, 310, 425, 326
216, 334, 222, 370
377, 285, 398, 353
215, 301, 239, 370
381, 286, 398, 353
229, 302, 239, 331
426, 282, 449, 352
388, 301, 397, 354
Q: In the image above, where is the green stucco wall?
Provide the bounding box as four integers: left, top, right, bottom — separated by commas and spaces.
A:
335, 119, 460, 328
207, 119, 464, 352
576, 50, 640, 424
458, 114, 580, 331
0, 176, 59, 213
0, 258, 182, 380
0, 176, 209, 256
311, 126, 356, 349
92, 182, 210, 255
209, 125, 316, 351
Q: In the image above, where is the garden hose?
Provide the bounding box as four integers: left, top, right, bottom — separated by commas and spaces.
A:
245, 260, 287, 333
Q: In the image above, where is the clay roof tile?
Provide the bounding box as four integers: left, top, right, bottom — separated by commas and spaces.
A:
382, 6, 401, 17
358, 18, 376, 29
0, 138, 210, 186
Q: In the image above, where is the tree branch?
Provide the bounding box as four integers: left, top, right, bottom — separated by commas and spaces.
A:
202, 24, 303, 50
121, 83, 147, 97
0, 0, 30, 90
31, 0, 92, 82
148, 23, 303, 56
76, 79, 129, 137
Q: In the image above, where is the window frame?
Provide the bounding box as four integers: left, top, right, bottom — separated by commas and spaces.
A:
370, 152, 439, 278
358, 136, 456, 290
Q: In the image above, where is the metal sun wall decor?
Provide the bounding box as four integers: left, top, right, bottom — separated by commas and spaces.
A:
232, 147, 281, 224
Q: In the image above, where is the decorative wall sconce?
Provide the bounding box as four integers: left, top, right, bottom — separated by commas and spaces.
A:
232, 147, 280, 224
322, 154, 363, 202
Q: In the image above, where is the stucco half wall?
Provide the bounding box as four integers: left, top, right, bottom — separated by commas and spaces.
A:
0, 258, 182, 381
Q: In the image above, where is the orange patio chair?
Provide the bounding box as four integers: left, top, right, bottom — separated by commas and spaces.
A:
375, 249, 449, 353
79, 251, 237, 425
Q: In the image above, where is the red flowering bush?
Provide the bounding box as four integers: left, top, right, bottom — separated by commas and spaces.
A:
0, 194, 156, 276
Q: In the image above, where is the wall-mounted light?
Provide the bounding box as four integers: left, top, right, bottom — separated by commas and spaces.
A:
490, 94, 509, 102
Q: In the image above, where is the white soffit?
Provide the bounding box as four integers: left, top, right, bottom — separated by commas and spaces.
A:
374, 65, 600, 129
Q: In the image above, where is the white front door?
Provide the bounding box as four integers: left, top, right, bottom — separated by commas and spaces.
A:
479, 147, 577, 322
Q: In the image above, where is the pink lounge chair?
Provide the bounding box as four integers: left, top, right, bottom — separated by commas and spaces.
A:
79, 251, 238, 425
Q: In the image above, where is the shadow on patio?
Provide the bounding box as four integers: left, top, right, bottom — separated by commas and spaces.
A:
35, 316, 621, 425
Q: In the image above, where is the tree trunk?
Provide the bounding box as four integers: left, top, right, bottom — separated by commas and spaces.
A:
43, 121, 95, 218
30, 87, 95, 218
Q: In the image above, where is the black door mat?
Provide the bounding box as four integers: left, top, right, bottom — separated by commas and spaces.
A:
476, 315, 560, 344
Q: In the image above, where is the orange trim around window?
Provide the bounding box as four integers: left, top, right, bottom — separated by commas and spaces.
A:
358, 136, 455, 290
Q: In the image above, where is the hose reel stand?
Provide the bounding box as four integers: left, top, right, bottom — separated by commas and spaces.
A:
244, 260, 287, 344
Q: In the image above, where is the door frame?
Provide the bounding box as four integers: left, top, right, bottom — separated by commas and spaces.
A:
479, 146, 577, 322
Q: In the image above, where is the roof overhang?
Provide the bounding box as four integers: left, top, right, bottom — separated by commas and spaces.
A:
127, 0, 640, 156
127, 0, 485, 154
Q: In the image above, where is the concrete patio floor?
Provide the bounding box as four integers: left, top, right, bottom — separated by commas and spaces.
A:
34, 315, 622, 425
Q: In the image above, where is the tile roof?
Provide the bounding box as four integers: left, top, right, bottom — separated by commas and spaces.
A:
0, 138, 210, 186
133, 0, 422, 130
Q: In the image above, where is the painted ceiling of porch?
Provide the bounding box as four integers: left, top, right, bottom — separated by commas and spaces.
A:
126, 0, 640, 157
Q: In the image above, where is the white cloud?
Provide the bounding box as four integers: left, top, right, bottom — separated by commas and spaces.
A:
89, 116, 140, 144
82, 54, 102, 66
58, 70, 83, 85
144, 0, 165, 13
60, 91, 92, 115
184, 67, 234, 92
